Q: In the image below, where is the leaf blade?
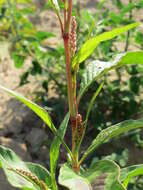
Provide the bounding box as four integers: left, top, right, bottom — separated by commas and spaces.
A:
80, 118, 143, 163
50, 113, 70, 190
0, 86, 72, 158
59, 160, 125, 190
72, 22, 139, 68
0, 146, 51, 190
0, 85, 56, 132
84, 160, 125, 190
120, 164, 143, 188
58, 164, 92, 190
79, 51, 143, 100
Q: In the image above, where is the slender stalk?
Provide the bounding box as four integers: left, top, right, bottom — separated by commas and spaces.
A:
79, 152, 87, 165
46, 2, 78, 175
63, 0, 81, 173
57, 12, 64, 35
63, 36, 75, 117
125, 0, 133, 51
63, 0, 67, 30
77, 82, 104, 164
65, 0, 73, 33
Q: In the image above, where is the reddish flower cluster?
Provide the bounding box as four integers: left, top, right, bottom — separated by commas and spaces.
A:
69, 16, 77, 56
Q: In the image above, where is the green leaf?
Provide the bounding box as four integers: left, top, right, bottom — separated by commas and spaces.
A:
48, 0, 60, 11
0, 85, 56, 132
80, 118, 143, 163
50, 113, 70, 190
72, 22, 139, 68
120, 164, 143, 188
85, 82, 104, 122
59, 160, 125, 190
84, 160, 125, 190
79, 51, 143, 100
26, 163, 51, 188
0, 86, 72, 159
12, 53, 25, 68
0, 146, 51, 190
58, 164, 92, 190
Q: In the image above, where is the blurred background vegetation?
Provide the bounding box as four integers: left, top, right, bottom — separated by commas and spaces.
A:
0, 0, 143, 189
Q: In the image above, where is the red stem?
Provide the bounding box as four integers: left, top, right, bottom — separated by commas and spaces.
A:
63, 35, 75, 117
66, 0, 72, 33
62, 0, 80, 173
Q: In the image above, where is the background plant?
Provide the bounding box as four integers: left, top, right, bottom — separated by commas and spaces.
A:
0, 0, 143, 190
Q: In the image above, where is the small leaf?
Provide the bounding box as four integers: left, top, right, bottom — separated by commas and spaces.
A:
79, 51, 143, 100
0, 146, 51, 190
72, 22, 139, 68
120, 164, 143, 188
58, 164, 92, 190
0, 85, 56, 132
50, 113, 70, 190
12, 53, 25, 68
81, 118, 143, 163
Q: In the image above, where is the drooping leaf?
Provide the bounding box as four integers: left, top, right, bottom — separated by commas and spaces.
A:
59, 160, 125, 190
58, 164, 92, 190
0, 85, 56, 132
79, 51, 143, 100
120, 164, 143, 188
50, 113, 70, 190
80, 118, 143, 163
0, 86, 72, 157
0, 146, 51, 190
72, 22, 139, 68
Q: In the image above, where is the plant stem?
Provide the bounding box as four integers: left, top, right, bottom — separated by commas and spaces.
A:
63, 35, 75, 117
62, 0, 81, 173
125, 0, 133, 51
66, 0, 73, 33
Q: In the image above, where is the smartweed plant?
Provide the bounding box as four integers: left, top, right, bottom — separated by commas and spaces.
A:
1, 1, 143, 190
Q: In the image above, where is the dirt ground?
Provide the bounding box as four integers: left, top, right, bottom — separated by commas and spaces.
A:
0, 0, 143, 189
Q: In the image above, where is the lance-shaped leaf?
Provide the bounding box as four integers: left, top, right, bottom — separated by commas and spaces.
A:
120, 164, 143, 188
78, 51, 143, 100
0, 146, 51, 190
0, 85, 72, 158
72, 22, 139, 68
0, 85, 56, 132
50, 113, 70, 190
80, 118, 143, 163
59, 160, 125, 190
